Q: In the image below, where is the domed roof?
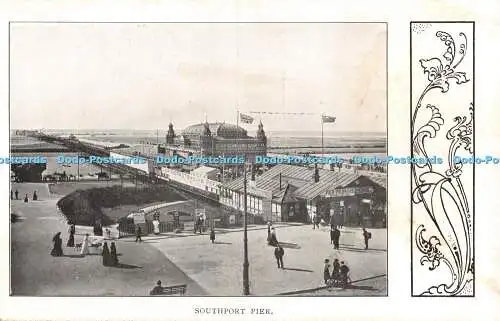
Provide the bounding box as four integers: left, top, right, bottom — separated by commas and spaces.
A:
182, 122, 248, 138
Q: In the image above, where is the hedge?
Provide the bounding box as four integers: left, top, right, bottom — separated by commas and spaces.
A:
57, 185, 186, 226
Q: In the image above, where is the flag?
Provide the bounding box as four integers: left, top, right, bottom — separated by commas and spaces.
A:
240, 113, 254, 124
322, 115, 336, 123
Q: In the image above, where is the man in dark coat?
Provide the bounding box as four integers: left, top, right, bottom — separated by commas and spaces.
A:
333, 228, 341, 250
363, 228, 371, 250
332, 259, 341, 286
274, 245, 284, 269
11, 190, 13, 200
340, 261, 350, 288
15, 189, 19, 200
324, 259, 331, 285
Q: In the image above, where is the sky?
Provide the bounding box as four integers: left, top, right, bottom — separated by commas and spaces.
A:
10, 23, 387, 133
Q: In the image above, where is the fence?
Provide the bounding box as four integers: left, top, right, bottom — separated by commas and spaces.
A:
118, 219, 184, 238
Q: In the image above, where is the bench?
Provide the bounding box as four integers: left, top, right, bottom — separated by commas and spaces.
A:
150, 284, 187, 296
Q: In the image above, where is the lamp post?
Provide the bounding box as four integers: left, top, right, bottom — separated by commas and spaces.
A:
243, 164, 250, 295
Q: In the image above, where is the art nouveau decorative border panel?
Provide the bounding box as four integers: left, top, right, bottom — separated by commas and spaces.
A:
410, 22, 474, 296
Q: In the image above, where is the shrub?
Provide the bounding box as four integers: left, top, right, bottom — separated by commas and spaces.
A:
57, 185, 186, 226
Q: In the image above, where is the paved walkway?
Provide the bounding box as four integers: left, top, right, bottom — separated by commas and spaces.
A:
149, 223, 387, 296
11, 182, 387, 296
10, 183, 206, 296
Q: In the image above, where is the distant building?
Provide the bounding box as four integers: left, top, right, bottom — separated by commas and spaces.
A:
165, 121, 267, 163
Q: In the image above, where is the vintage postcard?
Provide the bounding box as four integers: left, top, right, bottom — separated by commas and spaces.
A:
0, 1, 499, 321
8, 22, 387, 297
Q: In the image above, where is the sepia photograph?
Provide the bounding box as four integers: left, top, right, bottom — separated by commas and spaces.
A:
9, 22, 387, 297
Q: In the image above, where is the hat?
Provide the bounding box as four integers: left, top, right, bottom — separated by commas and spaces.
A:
324, 259, 330, 263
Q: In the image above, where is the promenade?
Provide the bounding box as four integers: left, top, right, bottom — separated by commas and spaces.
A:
10, 183, 206, 296
148, 224, 387, 296
10, 182, 386, 296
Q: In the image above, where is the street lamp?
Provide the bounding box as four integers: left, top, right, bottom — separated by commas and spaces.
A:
243, 163, 250, 295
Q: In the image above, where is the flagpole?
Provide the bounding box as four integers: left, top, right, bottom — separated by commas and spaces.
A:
236, 108, 239, 179
321, 113, 324, 156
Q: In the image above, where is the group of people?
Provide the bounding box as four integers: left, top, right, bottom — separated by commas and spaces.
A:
324, 258, 350, 288
328, 223, 372, 251
51, 222, 117, 258
11, 189, 37, 202
51, 227, 91, 257
267, 223, 285, 269
102, 242, 119, 266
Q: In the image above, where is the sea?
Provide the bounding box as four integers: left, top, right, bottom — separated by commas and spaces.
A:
20, 129, 387, 148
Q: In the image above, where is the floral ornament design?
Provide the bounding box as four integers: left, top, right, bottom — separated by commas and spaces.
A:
412, 30, 474, 296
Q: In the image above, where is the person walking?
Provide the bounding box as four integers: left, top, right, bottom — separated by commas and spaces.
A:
15, 189, 19, 200
340, 261, 350, 288
324, 259, 331, 285
105, 228, 112, 240
11, 190, 13, 200
24, 194, 28, 203
50, 232, 63, 257
152, 219, 160, 235
333, 227, 341, 250
80, 233, 90, 256
330, 227, 335, 244
135, 225, 142, 243
363, 228, 371, 250
274, 245, 285, 269
67, 224, 75, 247
210, 228, 216, 244
102, 242, 111, 266
110, 242, 119, 266
313, 215, 320, 230
33, 190, 38, 201
332, 259, 341, 287
269, 227, 278, 247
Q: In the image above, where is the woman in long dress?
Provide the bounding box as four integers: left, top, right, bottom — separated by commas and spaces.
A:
269, 228, 278, 246
102, 242, 111, 266
67, 224, 75, 247
50, 232, 63, 256
110, 242, 119, 266
153, 219, 160, 235
80, 233, 90, 256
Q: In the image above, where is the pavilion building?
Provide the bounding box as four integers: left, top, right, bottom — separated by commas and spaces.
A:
219, 164, 387, 227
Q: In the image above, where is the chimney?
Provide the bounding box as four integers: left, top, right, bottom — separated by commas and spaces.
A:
279, 173, 282, 190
